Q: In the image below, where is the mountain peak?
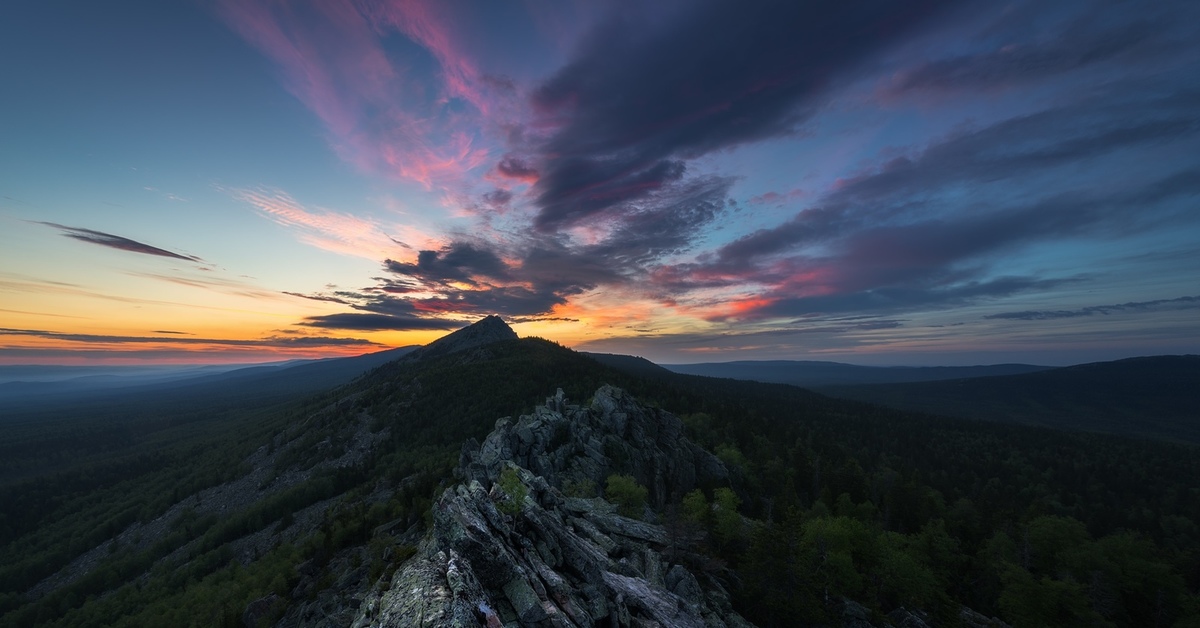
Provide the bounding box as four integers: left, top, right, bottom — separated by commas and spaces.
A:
414, 315, 517, 360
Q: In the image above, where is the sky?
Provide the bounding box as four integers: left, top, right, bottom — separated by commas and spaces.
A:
2, 0, 1199, 366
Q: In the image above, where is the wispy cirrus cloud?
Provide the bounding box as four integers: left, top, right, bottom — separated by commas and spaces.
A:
36, 222, 203, 262
0, 327, 380, 348
231, 187, 420, 261
215, 0, 498, 188
985, 295, 1200, 321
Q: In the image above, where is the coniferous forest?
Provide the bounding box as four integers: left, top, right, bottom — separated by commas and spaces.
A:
0, 337, 1197, 627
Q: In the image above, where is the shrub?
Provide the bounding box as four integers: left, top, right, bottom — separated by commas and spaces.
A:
606, 474, 648, 518
497, 467, 528, 515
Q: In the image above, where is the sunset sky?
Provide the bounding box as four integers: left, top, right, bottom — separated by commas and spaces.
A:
2, 0, 1198, 366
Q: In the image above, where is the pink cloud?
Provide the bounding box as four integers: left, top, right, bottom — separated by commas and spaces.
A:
233, 187, 429, 260
215, 0, 508, 189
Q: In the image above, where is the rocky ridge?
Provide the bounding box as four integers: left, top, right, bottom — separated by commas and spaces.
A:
352, 386, 748, 627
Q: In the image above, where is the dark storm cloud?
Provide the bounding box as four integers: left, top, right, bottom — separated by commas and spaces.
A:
364, 175, 733, 319
37, 222, 203, 262
527, 0, 960, 231
658, 92, 1200, 292
384, 242, 513, 286
297, 313, 456, 331
984, 295, 1200, 320
283, 291, 352, 304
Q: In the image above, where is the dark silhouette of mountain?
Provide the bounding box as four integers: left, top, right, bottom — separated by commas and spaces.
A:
821, 355, 1200, 442
583, 352, 676, 378
405, 314, 517, 361
661, 359, 1051, 387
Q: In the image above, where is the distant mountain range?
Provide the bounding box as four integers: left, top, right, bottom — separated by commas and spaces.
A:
583, 353, 1200, 443
819, 355, 1200, 443
656, 359, 1052, 387
0, 345, 418, 412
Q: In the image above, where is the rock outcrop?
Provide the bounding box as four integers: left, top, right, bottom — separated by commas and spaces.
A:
352, 386, 749, 627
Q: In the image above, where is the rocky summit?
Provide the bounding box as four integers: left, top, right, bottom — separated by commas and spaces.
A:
351, 386, 750, 627
407, 315, 519, 362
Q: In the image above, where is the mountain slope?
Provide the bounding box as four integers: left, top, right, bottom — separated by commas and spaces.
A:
3, 319, 1198, 627
820, 355, 1200, 442
360, 386, 749, 626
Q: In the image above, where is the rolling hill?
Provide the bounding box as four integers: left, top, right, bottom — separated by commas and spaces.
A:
819, 355, 1200, 442
660, 359, 1051, 387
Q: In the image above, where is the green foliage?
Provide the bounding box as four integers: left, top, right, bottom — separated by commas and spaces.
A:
605, 474, 648, 519
712, 488, 743, 550
2, 336, 1198, 628
496, 467, 528, 515
681, 489, 708, 524
714, 443, 748, 470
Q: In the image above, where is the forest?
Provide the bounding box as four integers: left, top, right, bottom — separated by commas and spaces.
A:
0, 337, 1197, 627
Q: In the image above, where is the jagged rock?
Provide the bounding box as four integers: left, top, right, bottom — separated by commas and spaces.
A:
354, 387, 748, 627
888, 607, 933, 628
958, 607, 1013, 628
462, 386, 730, 509
242, 593, 279, 627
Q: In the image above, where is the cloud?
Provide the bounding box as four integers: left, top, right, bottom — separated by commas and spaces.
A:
648, 87, 1200, 321
385, 241, 513, 286
525, 0, 958, 232
736, 276, 1075, 320
984, 295, 1200, 320
359, 174, 734, 318
575, 317, 911, 358
283, 291, 353, 305
0, 327, 379, 348
889, 19, 1157, 94
37, 222, 203, 262
884, 1, 1199, 97
215, 0, 502, 188
494, 156, 539, 183
298, 313, 457, 331
232, 187, 410, 260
